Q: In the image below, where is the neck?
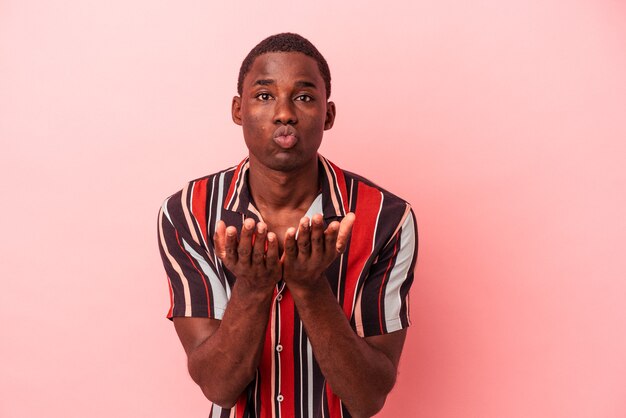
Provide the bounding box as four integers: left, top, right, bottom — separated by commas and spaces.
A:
248, 156, 320, 212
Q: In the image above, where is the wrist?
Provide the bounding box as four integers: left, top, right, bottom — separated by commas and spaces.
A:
234, 279, 275, 303
287, 275, 330, 303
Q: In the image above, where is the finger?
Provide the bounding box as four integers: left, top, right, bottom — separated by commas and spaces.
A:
283, 227, 298, 261
296, 217, 311, 259
214, 220, 227, 260
310, 213, 325, 258
237, 218, 256, 265
224, 225, 239, 266
336, 212, 356, 253
265, 232, 280, 270
324, 221, 340, 259
252, 222, 267, 266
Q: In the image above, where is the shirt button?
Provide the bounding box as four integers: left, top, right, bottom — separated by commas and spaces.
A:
277, 294, 283, 301
277, 394, 284, 402
276, 344, 283, 352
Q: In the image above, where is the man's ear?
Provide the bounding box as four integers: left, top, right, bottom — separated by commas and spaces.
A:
232, 96, 242, 126
324, 101, 336, 130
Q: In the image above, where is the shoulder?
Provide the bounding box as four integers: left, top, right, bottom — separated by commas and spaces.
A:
159, 162, 242, 216
329, 159, 414, 220
343, 169, 412, 210
325, 158, 416, 245
157, 162, 243, 243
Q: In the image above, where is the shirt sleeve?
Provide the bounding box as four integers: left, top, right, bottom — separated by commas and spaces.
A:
157, 187, 230, 320
355, 206, 418, 337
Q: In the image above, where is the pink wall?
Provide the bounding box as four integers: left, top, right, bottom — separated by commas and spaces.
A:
1, 1, 625, 417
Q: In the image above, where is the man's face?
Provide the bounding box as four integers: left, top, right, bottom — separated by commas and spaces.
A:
232, 52, 335, 172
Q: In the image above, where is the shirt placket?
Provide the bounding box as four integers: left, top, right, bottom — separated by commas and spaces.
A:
273, 281, 286, 415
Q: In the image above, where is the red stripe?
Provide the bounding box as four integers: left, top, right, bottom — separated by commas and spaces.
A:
191, 179, 209, 243
223, 159, 246, 209
279, 289, 295, 417
235, 394, 247, 418
325, 383, 342, 417
342, 184, 382, 318
328, 160, 349, 212
378, 239, 399, 334
174, 229, 211, 316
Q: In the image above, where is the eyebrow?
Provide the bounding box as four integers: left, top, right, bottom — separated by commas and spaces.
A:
254, 79, 275, 86
252, 79, 318, 89
295, 80, 318, 89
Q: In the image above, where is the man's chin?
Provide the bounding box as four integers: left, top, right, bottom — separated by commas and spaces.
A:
255, 153, 317, 173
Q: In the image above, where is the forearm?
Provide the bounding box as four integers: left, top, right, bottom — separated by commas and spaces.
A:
188, 281, 274, 407
289, 279, 398, 418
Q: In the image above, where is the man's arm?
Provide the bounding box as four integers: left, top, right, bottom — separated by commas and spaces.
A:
282, 214, 408, 418
174, 219, 280, 408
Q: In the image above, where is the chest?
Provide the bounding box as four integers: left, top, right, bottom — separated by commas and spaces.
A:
255, 194, 324, 250
263, 215, 303, 250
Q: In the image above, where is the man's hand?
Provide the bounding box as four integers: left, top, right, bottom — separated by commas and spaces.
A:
282, 213, 355, 289
214, 218, 281, 289
180, 218, 281, 408
280, 211, 404, 417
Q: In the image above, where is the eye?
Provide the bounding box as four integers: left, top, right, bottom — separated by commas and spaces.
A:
256, 93, 272, 101
295, 94, 313, 102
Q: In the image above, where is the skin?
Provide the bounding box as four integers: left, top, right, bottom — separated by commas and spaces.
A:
173, 52, 407, 418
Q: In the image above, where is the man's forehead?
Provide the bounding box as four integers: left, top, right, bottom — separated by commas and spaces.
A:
245, 52, 323, 85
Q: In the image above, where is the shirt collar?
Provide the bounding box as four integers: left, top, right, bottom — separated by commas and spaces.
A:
223, 154, 349, 220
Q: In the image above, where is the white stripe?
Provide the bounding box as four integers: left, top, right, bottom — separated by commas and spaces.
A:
182, 239, 228, 319
225, 165, 240, 209
320, 157, 342, 215
371, 192, 384, 254
207, 176, 216, 235
294, 194, 323, 240
307, 339, 314, 418
340, 179, 353, 303
383, 212, 416, 332
336, 253, 344, 302
160, 200, 192, 317
299, 325, 304, 418
254, 370, 260, 414
305, 193, 323, 218
216, 173, 225, 227
211, 404, 222, 418
353, 289, 364, 337
348, 179, 354, 209
216, 172, 232, 300
182, 183, 200, 245
326, 158, 347, 215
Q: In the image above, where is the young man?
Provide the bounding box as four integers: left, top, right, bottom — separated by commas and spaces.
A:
158, 33, 417, 418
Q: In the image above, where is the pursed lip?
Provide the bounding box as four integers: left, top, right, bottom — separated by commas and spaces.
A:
272, 125, 298, 149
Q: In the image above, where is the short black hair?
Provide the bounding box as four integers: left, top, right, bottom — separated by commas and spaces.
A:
237, 33, 331, 99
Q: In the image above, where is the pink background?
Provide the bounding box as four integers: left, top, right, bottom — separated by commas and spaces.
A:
1, 1, 625, 417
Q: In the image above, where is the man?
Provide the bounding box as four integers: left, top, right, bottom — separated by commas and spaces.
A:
158, 33, 417, 418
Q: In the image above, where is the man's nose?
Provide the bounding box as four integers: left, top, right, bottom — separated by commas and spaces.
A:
273, 97, 297, 125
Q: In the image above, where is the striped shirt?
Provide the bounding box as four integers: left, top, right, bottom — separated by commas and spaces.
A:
157, 155, 418, 418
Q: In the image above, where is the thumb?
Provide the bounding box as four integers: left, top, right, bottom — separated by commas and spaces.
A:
336, 213, 355, 253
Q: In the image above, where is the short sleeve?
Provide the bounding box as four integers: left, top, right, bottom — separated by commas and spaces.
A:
355, 207, 418, 337
157, 188, 230, 320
